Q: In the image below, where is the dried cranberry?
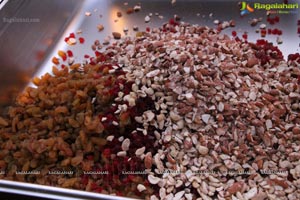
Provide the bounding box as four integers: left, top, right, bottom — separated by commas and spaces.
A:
95, 188, 102, 193
89, 58, 97, 65
86, 155, 94, 160
272, 29, 278, 35
242, 33, 248, 40
95, 51, 101, 57
69, 33, 75, 38
256, 39, 267, 46
231, 31, 237, 37
268, 29, 272, 34
96, 52, 107, 62
108, 86, 119, 96
235, 37, 241, 42
67, 50, 73, 57
288, 53, 300, 61
169, 18, 175, 25
107, 51, 115, 58
123, 82, 134, 95
81, 175, 89, 185
79, 37, 85, 44
169, 18, 179, 26
115, 69, 125, 76
93, 73, 101, 79
115, 192, 123, 196
261, 29, 267, 37
102, 148, 111, 158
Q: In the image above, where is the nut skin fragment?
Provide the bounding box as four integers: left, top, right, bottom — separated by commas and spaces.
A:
126, 8, 134, 14
227, 181, 244, 195
292, 126, 300, 134
116, 11, 122, 18
97, 24, 104, 32
144, 152, 153, 169
112, 32, 121, 39
270, 179, 289, 189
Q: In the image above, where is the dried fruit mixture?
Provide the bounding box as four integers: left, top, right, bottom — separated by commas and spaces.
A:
1, 19, 300, 200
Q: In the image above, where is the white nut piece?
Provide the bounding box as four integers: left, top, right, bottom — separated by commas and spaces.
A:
201, 114, 211, 124
244, 187, 258, 199
197, 145, 209, 155
137, 184, 147, 192
121, 138, 130, 151
135, 146, 146, 156
249, 91, 257, 101
144, 110, 155, 122
208, 175, 220, 183
117, 151, 127, 157
170, 111, 181, 121
265, 119, 272, 130
218, 102, 224, 112
106, 135, 114, 141
123, 94, 136, 107
148, 174, 161, 184
146, 69, 160, 77
145, 15, 151, 23
174, 191, 185, 200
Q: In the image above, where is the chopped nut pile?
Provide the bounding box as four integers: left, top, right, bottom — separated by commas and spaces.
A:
103, 21, 300, 199
1, 20, 300, 200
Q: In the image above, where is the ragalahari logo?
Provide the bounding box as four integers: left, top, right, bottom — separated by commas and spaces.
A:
240, 1, 254, 16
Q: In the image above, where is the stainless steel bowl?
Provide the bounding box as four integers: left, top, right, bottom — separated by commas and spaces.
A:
0, 0, 299, 199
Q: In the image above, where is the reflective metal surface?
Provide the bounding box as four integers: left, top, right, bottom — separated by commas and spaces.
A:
0, 0, 82, 113
0, 0, 299, 199
0, 180, 137, 200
